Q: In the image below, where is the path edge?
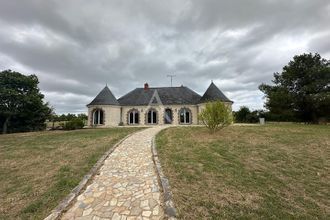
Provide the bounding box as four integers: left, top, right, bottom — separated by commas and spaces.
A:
151, 130, 177, 219
44, 130, 138, 220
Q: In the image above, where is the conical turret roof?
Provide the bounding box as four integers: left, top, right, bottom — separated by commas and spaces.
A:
200, 82, 233, 103
88, 86, 119, 106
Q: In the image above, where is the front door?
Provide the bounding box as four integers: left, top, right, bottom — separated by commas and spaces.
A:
164, 109, 173, 124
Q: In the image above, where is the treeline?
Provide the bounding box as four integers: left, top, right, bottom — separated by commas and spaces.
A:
49, 113, 88, 122
48, 113, 88, 130
234, 107, 263, 123
233, 106, 301, 123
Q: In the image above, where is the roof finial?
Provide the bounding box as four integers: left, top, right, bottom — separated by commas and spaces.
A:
106, 83, 108, 87
211, 79, 213, 83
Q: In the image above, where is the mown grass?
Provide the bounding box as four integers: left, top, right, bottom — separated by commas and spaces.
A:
0, 127, 143, 220
156, 124, 330, 219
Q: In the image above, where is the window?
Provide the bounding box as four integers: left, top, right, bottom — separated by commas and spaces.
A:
147, 109, 157, 124
179, 108, 191, 124
164, 108, 173, 124
128, 110, 139, 124
93, 109, 104, 125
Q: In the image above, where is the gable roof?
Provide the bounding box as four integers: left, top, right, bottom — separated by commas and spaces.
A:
200, 82, 233, 103
87, 86, 119, 106
117, 86, 202, 106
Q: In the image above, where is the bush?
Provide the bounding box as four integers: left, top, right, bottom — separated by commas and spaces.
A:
234, 107, 264, 123
199, 101, 233, 133
234, 106, 250, 123
63, 119, 84, 130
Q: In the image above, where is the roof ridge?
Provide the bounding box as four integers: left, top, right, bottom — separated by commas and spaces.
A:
135, 86, 187, 89
118, 88, 139, 100
117, 86, 202, 106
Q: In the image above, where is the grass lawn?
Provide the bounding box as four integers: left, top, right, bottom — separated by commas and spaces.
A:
156, 124, 330, 219
0, 127, 143, 220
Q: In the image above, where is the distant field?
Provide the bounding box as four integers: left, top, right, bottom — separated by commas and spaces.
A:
156, 124, 330, 219
0, 127, 143, 220
46, 120, 88, 129
46, 121, 66, 128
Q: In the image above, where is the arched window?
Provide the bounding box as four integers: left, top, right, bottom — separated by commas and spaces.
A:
164, 108, 173, 124
147, 109, 157, 124
179, 108, 191, 124
128, 109, 139, 125
93, 109, 104, 125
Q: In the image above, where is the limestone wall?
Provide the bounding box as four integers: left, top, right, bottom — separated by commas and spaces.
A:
87, 105, 121, 127
121, 105, 199, 125
87, 102, 233, 127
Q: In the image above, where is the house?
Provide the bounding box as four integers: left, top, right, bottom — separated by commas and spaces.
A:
87, 82, 233, 126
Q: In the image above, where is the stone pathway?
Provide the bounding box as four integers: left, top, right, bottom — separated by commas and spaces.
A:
61, 127, 165, 220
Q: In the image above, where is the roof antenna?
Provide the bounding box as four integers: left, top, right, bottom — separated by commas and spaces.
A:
167, 74, 176, 87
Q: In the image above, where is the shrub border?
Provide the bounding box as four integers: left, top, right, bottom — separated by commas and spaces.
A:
44, 131, 137, 220
151, 133, 177, 219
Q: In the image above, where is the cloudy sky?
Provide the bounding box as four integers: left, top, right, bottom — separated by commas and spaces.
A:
0, 0, 329, 113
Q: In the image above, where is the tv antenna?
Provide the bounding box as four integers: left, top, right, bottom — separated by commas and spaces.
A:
167, 74, 176, 87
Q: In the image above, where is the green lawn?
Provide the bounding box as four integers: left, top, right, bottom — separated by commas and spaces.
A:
0, 127, 143, 220
156, 124, 330, 219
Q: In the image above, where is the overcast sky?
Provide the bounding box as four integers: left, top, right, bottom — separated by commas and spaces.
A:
0, 0, 329, 114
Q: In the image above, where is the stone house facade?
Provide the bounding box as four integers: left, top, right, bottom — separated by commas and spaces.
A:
87, 82, 233, 126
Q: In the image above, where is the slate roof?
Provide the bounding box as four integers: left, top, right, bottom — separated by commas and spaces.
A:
117, 86, 202, 106
88, 83, 233, 106
87, 86, 119, 106
200, 82, 233, 103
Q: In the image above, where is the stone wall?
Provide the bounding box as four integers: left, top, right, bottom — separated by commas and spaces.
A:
87, 102, 233, 127
121, 105, 199, 125
197, 101, 233, 113
87, 105, 121, 126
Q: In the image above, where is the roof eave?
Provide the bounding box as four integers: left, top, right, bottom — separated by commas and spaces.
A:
87, 103, 120, 107
199, 98, 234, 104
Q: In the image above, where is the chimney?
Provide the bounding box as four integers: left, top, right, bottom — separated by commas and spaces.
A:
144, 83, 149, 90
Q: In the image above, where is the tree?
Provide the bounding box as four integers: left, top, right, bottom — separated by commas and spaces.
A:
234, 106, 251, 123
234, 106, 263, 123
0, 70, 51, 134
47, 107, 58, 129
77, 113, 88, 121
199, 101, 233, 133
259, 53, 330, 123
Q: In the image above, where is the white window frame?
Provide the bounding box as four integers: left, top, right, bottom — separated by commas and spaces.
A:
129, 110, 139, 125
147, 109, 157, 124
93, 109, 103, 125
179, 108, 191, 124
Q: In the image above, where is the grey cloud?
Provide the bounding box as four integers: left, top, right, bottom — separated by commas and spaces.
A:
308, 33, 330, 55
0, 0, 329, 113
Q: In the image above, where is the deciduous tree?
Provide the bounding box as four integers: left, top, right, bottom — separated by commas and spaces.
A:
259, 53, 330, 123
0, 70, 51, 133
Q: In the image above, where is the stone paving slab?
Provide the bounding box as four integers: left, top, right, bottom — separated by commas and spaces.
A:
61, 127, 165, 220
